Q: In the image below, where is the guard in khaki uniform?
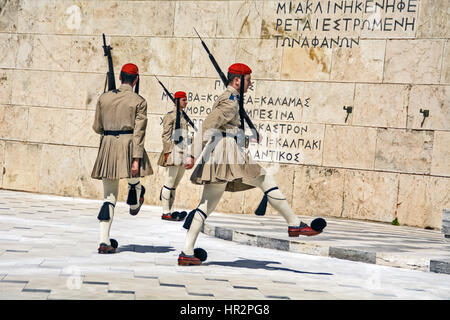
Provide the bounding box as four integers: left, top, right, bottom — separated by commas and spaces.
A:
91, 63, 153, 254
157, 91, 191, 222
178, 63, 326, 266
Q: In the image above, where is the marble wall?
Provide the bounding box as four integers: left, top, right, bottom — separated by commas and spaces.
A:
0, 0, 448, 229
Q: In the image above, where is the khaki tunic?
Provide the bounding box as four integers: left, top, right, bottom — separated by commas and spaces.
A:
190, 86, 263, 192
91, 84, 153, 180
157, 106, 192, 167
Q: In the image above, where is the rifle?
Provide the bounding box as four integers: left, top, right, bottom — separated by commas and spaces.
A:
193, 28, 260, 143
102, 33, 116, 92
154, 76, 198, 133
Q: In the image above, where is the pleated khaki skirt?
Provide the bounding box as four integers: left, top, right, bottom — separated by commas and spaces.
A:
190, 135, 264, 192
91, 134, 153, 180
157, 142, 188, 167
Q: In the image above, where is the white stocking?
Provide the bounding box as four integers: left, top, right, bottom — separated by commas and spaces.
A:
183, 182, 227, 255
99, 179, 119, 245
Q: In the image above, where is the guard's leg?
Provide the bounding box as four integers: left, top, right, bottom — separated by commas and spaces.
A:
179, 183, 226, 265
247, 175, 325, 236
247, 175, 300, 225
98, 179, 119, 253
161, 166, 187, 221
127, 177, 145, 215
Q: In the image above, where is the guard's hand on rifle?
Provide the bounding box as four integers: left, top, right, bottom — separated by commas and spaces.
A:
184, 156, 194, 170
131, 158, 139, 177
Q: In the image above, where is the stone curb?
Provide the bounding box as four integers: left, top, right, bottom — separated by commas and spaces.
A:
202, 223, 450, 275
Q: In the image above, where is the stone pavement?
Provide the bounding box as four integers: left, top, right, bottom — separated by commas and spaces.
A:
204, 212, 450, 275
0, 189, 449, 301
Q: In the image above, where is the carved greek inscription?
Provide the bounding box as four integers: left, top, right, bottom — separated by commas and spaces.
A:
272, 0, 418, 48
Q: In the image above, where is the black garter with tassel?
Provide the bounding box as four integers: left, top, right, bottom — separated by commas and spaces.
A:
127, 182, 140, 206
97, 202, 115, 221
254, 187, 279, 216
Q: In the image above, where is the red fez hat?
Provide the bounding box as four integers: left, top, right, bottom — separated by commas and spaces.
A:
174, 91, 187, 99
228, 63, 252, 75
121, 63, 139, 75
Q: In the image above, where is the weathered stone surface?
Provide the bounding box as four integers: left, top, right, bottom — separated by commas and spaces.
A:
431, 131, 450, 177
353, 84, 409, 128
90, 1, 134, 36
407, 85, 450, 131
384, 39, 444, 84
132, 1, 175, 37
0, 140, 4, 188
236, 39, 282, 80
27, 107, 65, 144
147, 38, 192, 77
442, 41, 450, 84
191, 39, 237, 79
417, 0, 449, 38
408, 86, 450, 130
29, 35, 72, 71
375, 129, 434, 174
281, 47, 332, 81
217, 1, 264, 38
397, 175, 450, 229
216, 190, 245, 214
174, 1, 222, 38
323, 125, 377, 170
0, 33, 17, 68
38, 144, 80, 197
77, 147, 103, 199
397, 174, 433, 228
292, 165, 345, 218
430, 177, 450, 230
70, 36, 105, 73
64, 110, 98, 148
0, 70, 12, 104
3, 141, 42, 192
0, 105, 29, 141
331, 40, 385, 82
0, 0, 19, 32
343, 170, 398, 223
144, 114, 164, 154
11, 70, 50, 107
303, 82, 355, 125
109, 37, 152, 76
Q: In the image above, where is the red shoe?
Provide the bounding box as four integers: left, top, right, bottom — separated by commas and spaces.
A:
98, 243, 116, 254
161, 213, 173, 220
178, 252, 202, 266
161, 211, 187, 221
288, 223, 321, 237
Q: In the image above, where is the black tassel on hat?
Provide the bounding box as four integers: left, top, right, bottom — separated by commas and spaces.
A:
134, 76, 140, 94
255, 187, 279, 216
97, 202, 115, 221
127, 182, 140, 206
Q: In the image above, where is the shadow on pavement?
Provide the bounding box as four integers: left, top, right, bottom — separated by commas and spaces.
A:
204, 258, 333, 276
117, 244, 176, 254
